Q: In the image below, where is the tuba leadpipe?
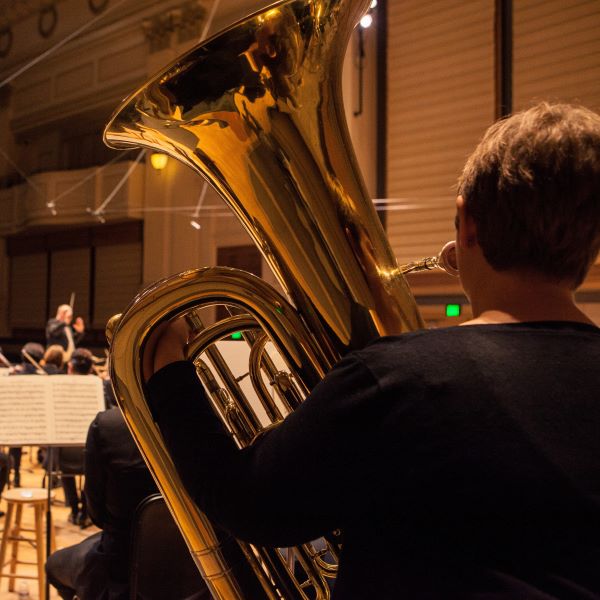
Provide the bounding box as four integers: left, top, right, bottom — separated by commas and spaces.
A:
104, 0, 427, 597
399, 241, 459, 276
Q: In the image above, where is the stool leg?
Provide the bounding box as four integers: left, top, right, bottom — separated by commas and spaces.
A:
0, 502, 15, 590
8, 503, 23, 592
34, 503, 45, 600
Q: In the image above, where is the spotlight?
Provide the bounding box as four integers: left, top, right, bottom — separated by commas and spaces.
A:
150, 152, 169, 170
190, 219, 201, 230
360, 13, 373, 28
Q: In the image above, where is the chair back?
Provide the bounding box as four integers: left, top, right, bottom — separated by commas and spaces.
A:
58, 447, 85, 475
129, 494, 211, 600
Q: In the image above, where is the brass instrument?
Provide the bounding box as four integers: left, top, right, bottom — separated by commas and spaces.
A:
103, 0, 456, 598
399, 240, 458, 276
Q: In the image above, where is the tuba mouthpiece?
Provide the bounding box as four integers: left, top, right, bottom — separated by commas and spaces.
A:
399, 240, 459, 276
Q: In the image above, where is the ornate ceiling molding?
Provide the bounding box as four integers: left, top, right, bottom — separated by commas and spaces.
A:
0, 0, 68, 29
142, 0, 206, 53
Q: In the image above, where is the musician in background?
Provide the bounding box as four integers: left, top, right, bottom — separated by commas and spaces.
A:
10, 342, 45, 375
46, 403, 159, 599
41, 344, 66, 374
144, 103, 600, 599
46, 304, 85, 353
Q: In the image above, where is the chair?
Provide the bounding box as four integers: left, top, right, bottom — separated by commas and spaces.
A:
129, 494, 211, 600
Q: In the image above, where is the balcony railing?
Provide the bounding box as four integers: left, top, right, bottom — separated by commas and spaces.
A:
0, 160, 145, 234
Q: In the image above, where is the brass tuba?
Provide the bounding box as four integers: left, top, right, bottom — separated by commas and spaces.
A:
104, 0, 453, 598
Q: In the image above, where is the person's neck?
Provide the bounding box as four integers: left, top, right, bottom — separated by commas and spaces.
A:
462, 270, 595, 326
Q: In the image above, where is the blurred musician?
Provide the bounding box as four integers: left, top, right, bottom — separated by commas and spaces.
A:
11, 342, 45, 375
46, 304, 85, 356
144, 102, 600, 599
46, 402, 158, 599
41, 344, 66, 374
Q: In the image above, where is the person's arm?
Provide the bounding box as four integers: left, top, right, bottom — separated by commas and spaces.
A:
83, 413, 108, 528
46, 318, 66, 338
72, 328, 84, 345
72, 317, 85, 345
147, 352, 381, 548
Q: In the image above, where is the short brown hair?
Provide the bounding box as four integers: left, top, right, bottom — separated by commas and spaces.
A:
458, 102, 600, 287
42, 345, 65, 369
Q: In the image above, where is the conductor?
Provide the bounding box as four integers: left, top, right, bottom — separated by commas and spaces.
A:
46, 305, 85, 353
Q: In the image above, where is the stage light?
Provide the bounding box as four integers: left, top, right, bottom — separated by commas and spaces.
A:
360, 13, 373, 28
150, 152, 168, 170
370, 0, 377, 7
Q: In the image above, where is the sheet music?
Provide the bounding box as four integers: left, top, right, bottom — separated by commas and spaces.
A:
0, 377, 50, 445
0, 375, 105, 446
51, 377, 105, 444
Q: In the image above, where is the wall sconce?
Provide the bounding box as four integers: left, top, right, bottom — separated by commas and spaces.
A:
150, 152, 169, 170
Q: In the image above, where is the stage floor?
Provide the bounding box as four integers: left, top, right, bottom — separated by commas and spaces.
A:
0, 448, 100, 600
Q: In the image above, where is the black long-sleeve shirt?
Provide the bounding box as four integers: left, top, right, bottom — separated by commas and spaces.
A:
148, 321, 600, 599
46, 318, 84, 351
84, 408, 157, 580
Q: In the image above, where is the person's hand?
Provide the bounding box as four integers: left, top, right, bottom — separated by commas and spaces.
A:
73, 317, 85, 333
58, 306, 72, 323
142, 317, 192, 382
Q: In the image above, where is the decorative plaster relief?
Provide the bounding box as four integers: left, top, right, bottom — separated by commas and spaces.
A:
142, 13, 176, 53
177, 1, 206, 44
142, 0, 206, 52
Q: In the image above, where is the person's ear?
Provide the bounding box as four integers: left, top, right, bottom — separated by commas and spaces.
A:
455, 195, 478, 249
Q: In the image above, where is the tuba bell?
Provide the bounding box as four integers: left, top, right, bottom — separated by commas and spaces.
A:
103, 0, 451, 598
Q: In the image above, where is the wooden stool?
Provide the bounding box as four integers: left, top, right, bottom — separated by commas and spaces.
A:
0, 488, 56, 599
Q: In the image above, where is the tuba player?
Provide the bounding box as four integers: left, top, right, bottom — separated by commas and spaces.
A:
143, 103, 600, 599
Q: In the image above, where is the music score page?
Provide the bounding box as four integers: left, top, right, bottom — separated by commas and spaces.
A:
0, 375, 105, 446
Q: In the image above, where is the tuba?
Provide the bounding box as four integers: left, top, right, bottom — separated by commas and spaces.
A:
104, 0, 455, 597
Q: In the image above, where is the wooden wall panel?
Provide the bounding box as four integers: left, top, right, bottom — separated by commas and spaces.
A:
49, 248, 91, 324
386, 0, 495, 265
514, 0, 600, 111
93, 242, 143, 328
9, 253, 48, 328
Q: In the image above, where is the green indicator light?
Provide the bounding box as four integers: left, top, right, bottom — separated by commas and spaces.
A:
231, 332, 243, 340
445, 304, 461, 318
